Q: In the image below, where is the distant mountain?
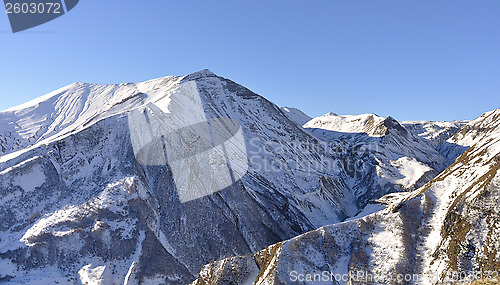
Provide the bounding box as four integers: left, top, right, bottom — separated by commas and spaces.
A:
304, 113, 398, 137
303, 113, 447, 199
0, 70, 484, 284
402, 120, 468, 148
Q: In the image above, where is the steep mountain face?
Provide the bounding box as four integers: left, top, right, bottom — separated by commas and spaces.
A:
192, 109, 500, 285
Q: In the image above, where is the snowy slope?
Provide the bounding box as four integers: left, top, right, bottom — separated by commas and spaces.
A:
280, 107, 312, 127
0, 76, 184, 162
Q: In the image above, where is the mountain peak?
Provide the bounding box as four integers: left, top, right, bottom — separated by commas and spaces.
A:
382, 116, 407, 133
182, 69, 218, 82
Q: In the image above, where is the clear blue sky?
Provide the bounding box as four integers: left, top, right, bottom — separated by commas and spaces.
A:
1, 0, 499, 121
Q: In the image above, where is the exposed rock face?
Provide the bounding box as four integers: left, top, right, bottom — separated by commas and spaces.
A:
192, 110, 500, 285
0, 70, 465, 284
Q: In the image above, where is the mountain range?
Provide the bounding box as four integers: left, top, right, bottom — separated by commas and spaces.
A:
0, 70, 497, 284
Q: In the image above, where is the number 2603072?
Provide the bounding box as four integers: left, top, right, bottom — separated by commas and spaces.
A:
5, 2, 62, 14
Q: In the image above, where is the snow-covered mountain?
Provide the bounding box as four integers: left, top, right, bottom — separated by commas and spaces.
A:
192, 109, 500, 285
303, 113, 447, 203
2, 70, 342, 284
304, 113, 396, 137
0, 70, 486, 284
402, 120, 468, 148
